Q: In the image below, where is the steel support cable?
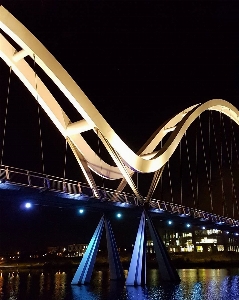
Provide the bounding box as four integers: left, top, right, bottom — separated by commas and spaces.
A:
221, 113, 228, 216
185, 131, 196, 208
222, 113, 237, 219
199, 115, 213, 213
0, 66, 12, 166
160, 139, 163, 201
180, 139, 182, 206
209, 111, 212, 195
137, 171, 139, 190
208, 111, 213, 213
211, 113, 226, 216
231, 121, 239, 167
231, 120, 239, 217
230, 118, 239, 217
63, 139, 68, 179
33, 54, 44, 174
196, 118, 199, 209
167, 159, 174, 204
97, 134, 106, 198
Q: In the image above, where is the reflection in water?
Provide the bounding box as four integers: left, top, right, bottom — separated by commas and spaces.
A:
0, 272, 3, 298
26, 272, 31, 296
190, 282, 202, 299
39, 272, 44, 297
0, 268, 238, 299
71, 285, 100, 300
54, 271, 66, 299
126, 286, 147, 300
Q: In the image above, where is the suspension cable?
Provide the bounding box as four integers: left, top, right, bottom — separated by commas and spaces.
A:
220, 112, 224, 215
209, 111, 212, 191
33, 54, 45, 174
196, 117, 199, 209
211, 112, 226, 216
230, 119, 239, 216
63, 139, 68, 180
159, 139, 163, 201
167, 159, 173, 203
221, 113, 237, 219
185, 131, 196, 208
97, 132, 105, 196
1, 66, 12, 165
231, 120, 239, 167
179, 139, 182, 205
199, 114, 213, 213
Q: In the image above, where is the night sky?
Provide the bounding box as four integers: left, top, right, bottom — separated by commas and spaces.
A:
1, 1, 239, 252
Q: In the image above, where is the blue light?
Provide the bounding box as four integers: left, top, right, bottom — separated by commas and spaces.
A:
79, 209, 84, 214
168, 220, 173, 225
116, 213, 122, 218
202, 226, 205, 230
186, 223, 191, 228
25, 202, 32, 209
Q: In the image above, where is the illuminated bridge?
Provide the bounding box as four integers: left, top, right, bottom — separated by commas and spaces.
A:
1, 5, 239, 286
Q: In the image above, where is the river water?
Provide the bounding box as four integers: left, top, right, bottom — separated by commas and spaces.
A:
0, 268, 239, 300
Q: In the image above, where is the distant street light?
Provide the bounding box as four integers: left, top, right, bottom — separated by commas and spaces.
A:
25, 202, 32, 209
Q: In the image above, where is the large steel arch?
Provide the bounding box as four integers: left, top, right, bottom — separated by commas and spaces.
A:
1, 6, 239, 202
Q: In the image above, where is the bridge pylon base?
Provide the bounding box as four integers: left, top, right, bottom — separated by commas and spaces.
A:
126, 211, 146, 286
105, 218, 125, 281
146, 212, 181, 283
126, 211, 180, 286
71, 215, 124, 285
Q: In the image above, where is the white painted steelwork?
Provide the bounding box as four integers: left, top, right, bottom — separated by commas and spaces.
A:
1, 6, 239, 199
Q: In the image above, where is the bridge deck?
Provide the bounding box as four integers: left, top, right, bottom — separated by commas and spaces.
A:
1, 165, 239, 232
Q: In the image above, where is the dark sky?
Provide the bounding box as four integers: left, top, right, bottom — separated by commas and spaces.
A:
1, 1, 239, 252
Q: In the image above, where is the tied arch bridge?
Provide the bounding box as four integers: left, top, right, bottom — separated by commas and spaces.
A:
1, 5, 239, 285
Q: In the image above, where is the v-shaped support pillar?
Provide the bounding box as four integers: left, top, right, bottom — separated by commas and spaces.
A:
126, 211, 180, 286
105, 218, 124, 281
71, 215, 124, 285
126, 211, 146, 286
71, 216, 104, 285
146, 212, 180, 283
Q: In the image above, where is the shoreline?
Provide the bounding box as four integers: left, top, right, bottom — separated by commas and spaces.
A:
1, 252, 239, 270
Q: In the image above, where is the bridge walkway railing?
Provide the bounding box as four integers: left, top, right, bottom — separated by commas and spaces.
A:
1, 164, 239, 227
0, 164, 137, 205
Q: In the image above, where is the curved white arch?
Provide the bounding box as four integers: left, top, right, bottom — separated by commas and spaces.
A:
1, 6, 239, 199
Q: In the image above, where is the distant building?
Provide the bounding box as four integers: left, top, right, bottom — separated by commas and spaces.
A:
47, 246, 66, 256
148, 227, 239, 253
47, 244, 88, 257
68, 244, 88, 257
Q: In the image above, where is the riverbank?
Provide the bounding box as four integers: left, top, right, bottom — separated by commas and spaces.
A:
1, 252, 239, 270
170, 251, 239, 268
